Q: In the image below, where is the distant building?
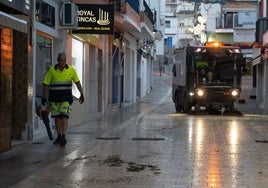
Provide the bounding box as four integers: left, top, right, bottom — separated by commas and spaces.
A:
164, 0, 258, 65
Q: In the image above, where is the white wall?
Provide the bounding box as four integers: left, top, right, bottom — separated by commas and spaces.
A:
140, 56, 148, 97
148, 0, 165, 56
165, 17, 178, 35
123, 33, 137, 105
68, 35, 110, 125
200, 3, 221, 32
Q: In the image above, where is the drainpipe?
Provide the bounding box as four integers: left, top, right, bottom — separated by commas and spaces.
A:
264, 0, 267, 17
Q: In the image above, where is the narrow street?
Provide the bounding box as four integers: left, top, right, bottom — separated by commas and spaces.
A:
1, 70, 268, 188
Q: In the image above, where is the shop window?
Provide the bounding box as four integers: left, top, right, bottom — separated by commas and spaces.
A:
35, 34, 52, 98
72, 38, 84, 98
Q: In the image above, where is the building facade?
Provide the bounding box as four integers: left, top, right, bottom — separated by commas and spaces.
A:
164, 0, 258, 67
0, 0, 160, 152
253, 0, 268, 112
0, 0, 31, 152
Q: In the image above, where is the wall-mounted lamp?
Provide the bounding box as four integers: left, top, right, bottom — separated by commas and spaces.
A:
113, 32, 123, 47
113, 38, 120, 47
153, 29, 163, 41
139, 39, 155, 54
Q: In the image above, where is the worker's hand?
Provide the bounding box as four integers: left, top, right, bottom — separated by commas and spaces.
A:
79, 94, 84, 104
41, 97, 47, 105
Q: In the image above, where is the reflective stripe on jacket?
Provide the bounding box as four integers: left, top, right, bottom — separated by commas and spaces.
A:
43, 64, 80, 104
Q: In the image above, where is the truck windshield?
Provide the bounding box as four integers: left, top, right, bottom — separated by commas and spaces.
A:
195, 47, 240, 87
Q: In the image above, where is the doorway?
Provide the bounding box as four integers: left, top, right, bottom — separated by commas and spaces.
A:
34, 33, 52, 137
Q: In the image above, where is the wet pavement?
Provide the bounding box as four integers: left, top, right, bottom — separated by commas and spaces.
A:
1, 70, 268, 188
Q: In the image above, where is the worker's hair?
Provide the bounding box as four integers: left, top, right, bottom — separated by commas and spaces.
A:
57, 52, 66, 60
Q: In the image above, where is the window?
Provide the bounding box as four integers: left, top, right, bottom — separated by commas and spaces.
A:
224, 12, 233, 29
35, 0, 55, 28
165, 20, 171, 28
179, 22, 185, 27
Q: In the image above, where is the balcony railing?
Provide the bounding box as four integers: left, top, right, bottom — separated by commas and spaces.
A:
126, 0, 139, 14
109, 0, 121, 12
216, 11, 256, 29
143, 0, 154, 25
110, 0, 154, 26
110, 0, 139, 14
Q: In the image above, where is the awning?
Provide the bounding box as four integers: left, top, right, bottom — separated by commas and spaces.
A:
0, 11, 28, 33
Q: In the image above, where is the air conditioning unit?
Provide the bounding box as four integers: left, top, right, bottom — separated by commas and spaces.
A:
60, 2, 78, 28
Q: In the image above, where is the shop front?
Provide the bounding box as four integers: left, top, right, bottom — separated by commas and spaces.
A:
0, 1, 30, 152
33, 0, 66, 139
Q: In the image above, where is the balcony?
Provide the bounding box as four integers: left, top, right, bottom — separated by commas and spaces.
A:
215, 16, 234, 33
110, 0, 154, 40
215, 1, 257, 33
175, 1, 195, 14
216, 12, 256, 34
111, 0, 141, 34
166, 0, 177, 5
135, 1, 154, 39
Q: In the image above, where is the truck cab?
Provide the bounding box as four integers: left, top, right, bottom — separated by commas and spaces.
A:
172, 43, 246, 114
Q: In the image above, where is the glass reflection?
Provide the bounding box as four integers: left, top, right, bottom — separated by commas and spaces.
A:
64, 150, 86, 183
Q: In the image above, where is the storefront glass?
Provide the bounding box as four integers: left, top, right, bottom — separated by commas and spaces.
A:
34, 33, 52, 137
35, 34, 52, 99
0, 28, 12, 151
71, 38, 84, 98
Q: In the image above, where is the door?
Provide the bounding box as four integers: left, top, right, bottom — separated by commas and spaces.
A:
34, 33, 52, 137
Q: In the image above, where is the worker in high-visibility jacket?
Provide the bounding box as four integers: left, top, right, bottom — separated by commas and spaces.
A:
42, 52, 84, 147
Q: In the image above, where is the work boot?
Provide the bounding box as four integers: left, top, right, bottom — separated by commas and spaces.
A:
60, 136, 67, 147
53, 135, 62, 145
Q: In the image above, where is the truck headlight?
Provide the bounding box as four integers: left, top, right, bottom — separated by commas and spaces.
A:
231, 90, 239, 97
189, 92, 194, 96
196, 89, 205, 97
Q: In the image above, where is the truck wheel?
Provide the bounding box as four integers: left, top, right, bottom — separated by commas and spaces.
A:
175, 99, 182, 113
183, 95, 190, 113
229, 103, 235, 112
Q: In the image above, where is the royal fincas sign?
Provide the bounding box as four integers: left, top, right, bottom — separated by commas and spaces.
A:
72, 4, 114, 34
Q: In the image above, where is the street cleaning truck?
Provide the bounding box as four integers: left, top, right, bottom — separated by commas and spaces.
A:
172, 42, 247, 114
